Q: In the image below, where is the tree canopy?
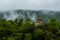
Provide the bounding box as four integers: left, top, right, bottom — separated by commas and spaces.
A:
0, 18, 60, 40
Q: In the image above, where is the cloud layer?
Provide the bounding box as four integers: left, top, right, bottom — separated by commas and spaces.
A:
0, 0, 60, 11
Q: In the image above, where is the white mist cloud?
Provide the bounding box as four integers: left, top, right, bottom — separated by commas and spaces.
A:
0, 0, 60, 11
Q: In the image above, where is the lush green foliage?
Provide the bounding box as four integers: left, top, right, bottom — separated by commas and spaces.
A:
0, 18, 60, 40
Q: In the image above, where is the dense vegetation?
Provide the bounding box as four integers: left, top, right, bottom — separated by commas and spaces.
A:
0, 18, 60, 40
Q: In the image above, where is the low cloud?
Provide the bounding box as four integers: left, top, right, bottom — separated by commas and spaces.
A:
0, 0, 60, 11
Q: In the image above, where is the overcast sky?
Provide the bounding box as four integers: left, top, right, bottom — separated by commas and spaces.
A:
0, 0, 60, 11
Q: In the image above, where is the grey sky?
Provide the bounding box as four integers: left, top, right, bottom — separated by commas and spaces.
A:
0, 0, 60, 11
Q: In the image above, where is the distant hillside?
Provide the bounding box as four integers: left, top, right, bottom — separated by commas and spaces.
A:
0, 10, 60, 23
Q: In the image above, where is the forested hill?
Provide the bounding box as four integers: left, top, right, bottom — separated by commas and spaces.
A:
0, 10, 60, 40
0, 10, 60, 23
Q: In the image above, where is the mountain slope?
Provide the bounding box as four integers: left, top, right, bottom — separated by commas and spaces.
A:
0, 10, 60, 23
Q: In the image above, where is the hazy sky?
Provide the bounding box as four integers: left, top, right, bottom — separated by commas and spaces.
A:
0, 0, 60, 11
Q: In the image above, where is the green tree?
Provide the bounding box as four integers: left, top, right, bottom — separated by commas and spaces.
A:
34, 29, 44, 40
45, 32, 53, 40
7, 37, 15, 40
16, 19, 23, 26
0, 20, 6, 27
24, 33, 32, 40
48, 18, 57, 27
21, 18, 32, 27
5, 20, 17, 28
25, 18, 31, 22
48, 18, 58, 34
55, 37, 60, 40
14, 33, 23, 40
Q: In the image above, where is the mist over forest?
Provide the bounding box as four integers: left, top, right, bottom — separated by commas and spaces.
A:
0, 10, 60, 23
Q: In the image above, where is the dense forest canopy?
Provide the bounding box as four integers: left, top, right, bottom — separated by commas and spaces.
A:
0, 17, 60, 40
